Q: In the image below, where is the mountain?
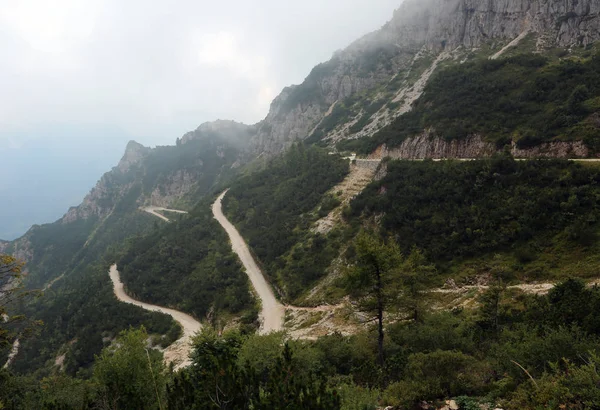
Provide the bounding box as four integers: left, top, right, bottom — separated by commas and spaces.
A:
0, 134, 127, 240
1, 121, 255, 374
4, 1, 600, 407
249, 0, 600, 158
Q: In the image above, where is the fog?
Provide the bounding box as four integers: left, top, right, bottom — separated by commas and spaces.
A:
0, 0, 400, 239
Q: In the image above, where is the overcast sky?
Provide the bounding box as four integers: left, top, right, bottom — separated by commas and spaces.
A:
0, 0, 401, 148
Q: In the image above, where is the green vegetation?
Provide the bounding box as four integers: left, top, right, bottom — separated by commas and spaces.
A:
2, 328, 342, 409
13, 262, 178, 376
346, 232, 403, 369
168, 330, 340, 409
141, 136, 246, 205
307, 102, 358, 144
119, 201, 254, 323
93, 327, 168, 409
347, 99, 386, 135
278, 60, 337, 114
349, 158, 600, 282
6, 280, 600, 408
341, 51, 600, 154
223, 144, 349, 300
4, 29, 600, 410
7, 131, 249, 375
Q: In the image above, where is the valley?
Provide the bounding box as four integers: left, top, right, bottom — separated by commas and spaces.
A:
3, 0, 600, 408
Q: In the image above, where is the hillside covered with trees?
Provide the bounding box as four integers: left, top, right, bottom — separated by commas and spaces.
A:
223, 144, 349, 300
3, 0, 600, 408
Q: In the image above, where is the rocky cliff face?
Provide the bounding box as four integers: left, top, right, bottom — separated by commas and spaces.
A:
62, 141, 150, 224
250, 0, 600, 156
383, 0, 600, 51
117, 140, 151, 173
61, 173, 131, 224
369, 134, 591, 160
370, 133, 497, 159
179, 120, 254, 147
63, 120, 253, 226
148, 170, 197, 208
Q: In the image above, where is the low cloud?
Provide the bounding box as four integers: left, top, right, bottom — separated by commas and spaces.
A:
0, 0, 400, 146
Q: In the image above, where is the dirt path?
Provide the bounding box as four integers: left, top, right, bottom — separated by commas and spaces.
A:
431, 281, 582, 296
313, 164, 377, 235
2, 338, 19, 369
141, 206, 188, 222
212, 191, 285, 334
491, 29, 530, 60
108, 264, 201, 370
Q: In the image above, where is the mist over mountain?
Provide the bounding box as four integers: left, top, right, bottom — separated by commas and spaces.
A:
3, 0, 600, 408
0, 0, 399, 240
0, 127, 129, 239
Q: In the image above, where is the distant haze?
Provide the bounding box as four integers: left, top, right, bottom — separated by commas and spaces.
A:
0, 0, 400, 239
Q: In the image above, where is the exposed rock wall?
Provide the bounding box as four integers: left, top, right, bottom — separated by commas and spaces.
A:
62, 140, 150, 224
149, 170, 197, 208
250, 0, 600, 156
179, 120, 254, 147
385, 0, 600, 52
0, 235, 34, 264
369, 134, 592, 160
370, 133, 497, 159
510, 140, 590, 158
61, 172, 139, 224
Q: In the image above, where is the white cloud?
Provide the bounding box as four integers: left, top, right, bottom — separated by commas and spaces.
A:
0, 0, 401, 146
0, 0, 98, 54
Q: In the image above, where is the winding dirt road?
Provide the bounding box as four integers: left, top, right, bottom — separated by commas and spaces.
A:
108, 264, 201, 370
212, 191, 285, 334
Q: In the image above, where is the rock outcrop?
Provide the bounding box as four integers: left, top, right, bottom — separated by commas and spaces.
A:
510, 140, 590, 158
369, 134, 592, 160
61, 172, 130, 224
179, 120, 254, 147
250, 0, 600, 156
117, 141, 150, 173
149, 170, 197, 208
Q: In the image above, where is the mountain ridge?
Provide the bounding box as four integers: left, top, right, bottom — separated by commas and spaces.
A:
4, 0, 600, 379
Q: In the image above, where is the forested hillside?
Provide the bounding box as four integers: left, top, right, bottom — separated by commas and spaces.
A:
118, 202, 255, 328
4, 0, 600, 408
4, 129, 250, 375
222, 145, 349, 300
349, 158, 600, 282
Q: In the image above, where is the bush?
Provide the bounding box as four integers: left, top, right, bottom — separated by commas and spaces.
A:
509, 354, 600, 409
337, 383, 380, 410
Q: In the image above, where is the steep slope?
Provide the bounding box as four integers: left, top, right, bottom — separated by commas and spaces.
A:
109, 264, 201, 370
344, 50, 600, 158
212, 191, 285, 333
5, 0, 600, 378
250, 0, 600, 157
4, 122, 254, 374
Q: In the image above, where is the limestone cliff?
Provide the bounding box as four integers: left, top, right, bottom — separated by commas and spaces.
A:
62, 141, 150, 224
250, 0, 600, 156
369, 134, 590, 160
179, 120, 254, 147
